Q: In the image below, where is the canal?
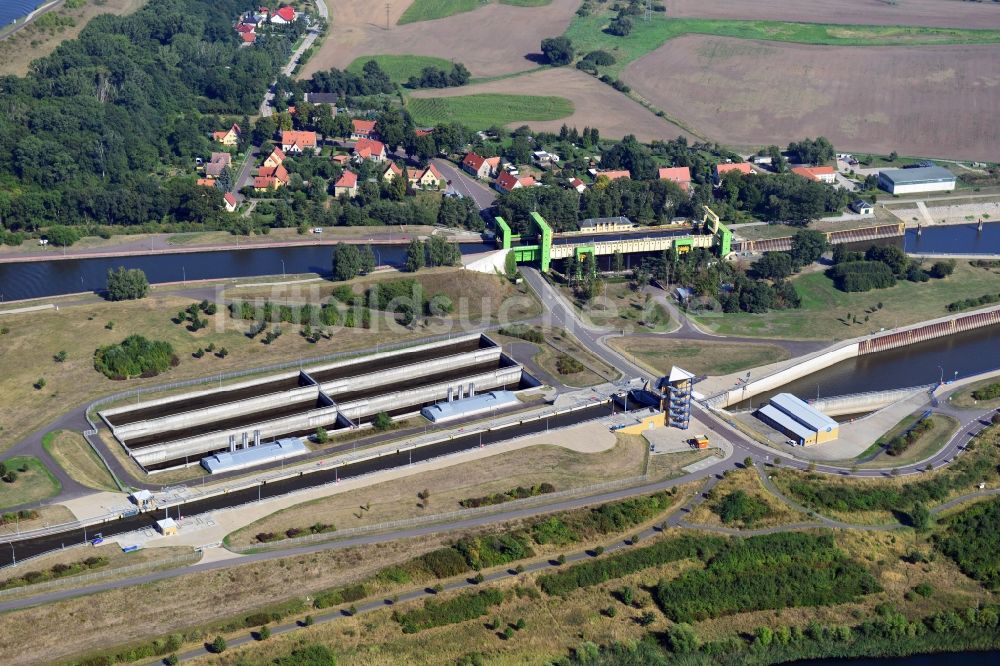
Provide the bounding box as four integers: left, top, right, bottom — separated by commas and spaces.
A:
0, 242, 493, 302
904, 221, 1000, 255
787, 650, 1000, 665
732, 324, 1000, 409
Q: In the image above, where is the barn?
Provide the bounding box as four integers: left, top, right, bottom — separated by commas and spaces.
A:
877, 166, 955, 195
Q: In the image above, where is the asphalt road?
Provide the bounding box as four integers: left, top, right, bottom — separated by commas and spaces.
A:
432, 159, 496, 211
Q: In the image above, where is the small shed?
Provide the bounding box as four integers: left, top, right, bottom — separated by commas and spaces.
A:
156, 517, 178, 536
851, 200, 874, 215
130, 489, 154, 509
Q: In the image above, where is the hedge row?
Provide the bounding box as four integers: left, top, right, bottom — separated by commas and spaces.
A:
393, 589, 504, 634
885, 417, 933, 456
946, 292, 1000, 313
537, 535, 725, 597
971, 382, 1000, 401
459, 483, 555, 509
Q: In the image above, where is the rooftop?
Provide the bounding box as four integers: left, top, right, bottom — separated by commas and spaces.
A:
421, 390, 519, 423
201, 438, 309, 474
879, 165, 955, 185
758, 404, 816, 443
770, 393, 838, 433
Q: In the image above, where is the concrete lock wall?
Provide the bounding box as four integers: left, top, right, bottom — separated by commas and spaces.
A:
318, 347, 502, 396
100, 368, 303, 421
132, 405, 341, 467
812, 385, 930, 416
112, 385, 321, 439
305, 332, 486, 378
336, 366, 523, 422
714, 342, 861, 408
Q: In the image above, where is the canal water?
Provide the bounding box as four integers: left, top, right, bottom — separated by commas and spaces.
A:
0, 242, 492, 302
731, 324, 1000, 408
904, 221, 1000, 255
0, 0, 38, 29
787, 650, 1000, 665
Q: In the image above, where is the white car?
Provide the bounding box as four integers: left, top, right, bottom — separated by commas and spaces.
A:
312, 228, 323, 234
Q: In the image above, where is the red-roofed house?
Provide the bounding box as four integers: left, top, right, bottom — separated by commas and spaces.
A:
263, 147, 286, 168
331, 154, 351, 166
462, 152, 499, 179
351, 119, 377, 140
212, 124, 241, 146
281, 130, 317, 154
271, 6, 296, 24
407, 163, 443, 190
596, 170, 630, 181
568, 177, 586, 193
236, 23, 256, 34
196, 178, 216, 187
223, 192, 238, 212
715, 163, 756, 180
494, 171, 536, 194
791, 165, 837, 184
334, 170, 358, 197
254, 164, 289, 191
353, 137, 386, 163
382, 162, 403, 182
658, 166, 692, 192
240, 32, 257, 45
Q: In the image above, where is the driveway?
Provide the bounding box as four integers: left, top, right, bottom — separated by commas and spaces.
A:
432, 159, 496, 211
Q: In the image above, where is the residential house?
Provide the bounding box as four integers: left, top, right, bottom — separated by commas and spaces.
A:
235, 23, 256, 35
353, 137, 387, 163
334, 170, 358, 197
568, 177, 586, 194
382, 162, 404, 182
240, 32, 257, 45
595, 169, 630, 181
305, 92, 339, 109
494, 171, 536, 194
253, 7, 269, 22
462, 152, 500, 179
203, 152, 232, 178
406, 163, 443, 190
281, 130, 317, 154
351, 119, 377, 140
715, 162, 756, 180
212, 124, 241, 146
270, 6, 296, 24
791, 165, 837, 184
263, 147, 286, 168
254, 164, 289, 191
532, 150, 559, 166
658, 166, 692, 192
223, 192, 238, 213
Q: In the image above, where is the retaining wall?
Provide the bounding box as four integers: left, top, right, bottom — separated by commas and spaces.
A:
858, 307, 1000, 355
811, 385, 931, 416
318, 347, 501, 397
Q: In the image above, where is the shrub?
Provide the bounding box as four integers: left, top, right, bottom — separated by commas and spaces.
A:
556, 355, 585, 375
257, 625, 270, 640
209, 636, 226, 653
713, 490, 772, 526
105, 267, 149, 301
497, 325, 544, 344
395, 589, 504, 633
419, 548, 469, 578
93, 335, 176, 380
828, 260, 896, 292
372, 411, 393, 430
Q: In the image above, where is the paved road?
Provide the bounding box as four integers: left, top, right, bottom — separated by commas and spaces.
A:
432, 159, 496, 211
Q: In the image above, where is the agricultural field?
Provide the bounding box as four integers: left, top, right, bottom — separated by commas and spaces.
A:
407, 93, 574, 128
664, 0, 1000, 30
409, 67, 681, 140
623, 36, 1000, 161
301, 0, 577, 78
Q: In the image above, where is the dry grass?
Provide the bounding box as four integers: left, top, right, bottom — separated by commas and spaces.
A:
0, 503, 74, 539
688, 465, 801, 528
623, 34, 1000, 161
559, 280, 672, 334
609, 336, 790, 377
536, 329, 620, 387
0, 456, 60, 509
43, 430, 118, 491
225, 434, 648, 549
0, 544, 197, 601
853, 414, 960, 469
0, 0, 147, 76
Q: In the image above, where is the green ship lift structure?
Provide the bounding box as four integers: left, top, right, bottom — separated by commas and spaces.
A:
493, 207, 733, 273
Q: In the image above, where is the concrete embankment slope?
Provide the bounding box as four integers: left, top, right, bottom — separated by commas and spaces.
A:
704, 303, 1000, 409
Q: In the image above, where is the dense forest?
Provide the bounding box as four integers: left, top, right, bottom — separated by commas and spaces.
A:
0, 0, 289, 232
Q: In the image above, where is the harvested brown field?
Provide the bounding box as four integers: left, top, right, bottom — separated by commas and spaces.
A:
623, 35, 1000, 160
300, 0, 579, 78
410, 67, 690, 141
664, 0, 1000, 30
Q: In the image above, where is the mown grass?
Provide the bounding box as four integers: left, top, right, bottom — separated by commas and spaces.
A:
564, 13, 1000, 78
346, 54, 455, 83
692, 261, 1000, 340
397, 0, 481, 25
608, 337, 789, 377
407, 93, 573, 128
42, 430, 118, 492
0, 456, 61, 509
854, 414, 959, 469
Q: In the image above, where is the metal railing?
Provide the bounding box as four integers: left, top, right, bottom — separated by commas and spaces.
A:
228, 473, 652, 554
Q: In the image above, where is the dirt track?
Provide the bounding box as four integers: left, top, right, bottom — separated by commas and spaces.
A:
623, 35, 1000, 161
410, 67, 692, 141
664, 0, 1000, 30
300, 0, 579, 78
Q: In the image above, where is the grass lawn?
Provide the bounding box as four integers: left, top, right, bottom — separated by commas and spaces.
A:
854, 414, 959, 469
346, 54, 455, 83
564, 13, 1000, 78
608, 337, 789, 377
407, 93, 573, 128
557, 279, 672, 334
42, 430, 118, 492
692, 261, 1000, 340
950, 375, 1000, 410
535, 329, 620, 387
0, 456, 61, 509
688, 465, 800, 528
397, 0, 481, 24
500, 0, 551, 5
